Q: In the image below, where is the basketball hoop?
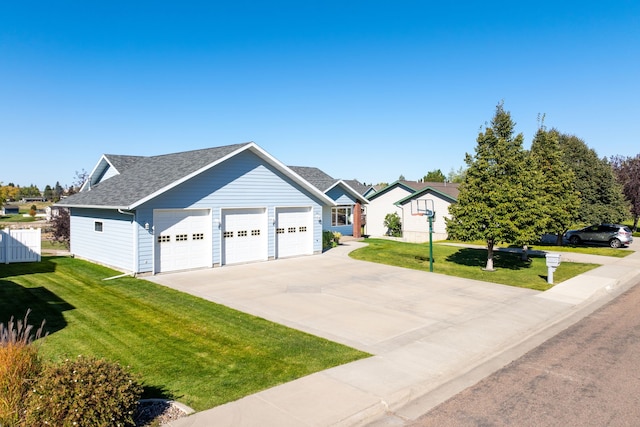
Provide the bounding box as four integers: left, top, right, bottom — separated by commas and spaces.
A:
409, 198, 435, 272
410, 199, 434, 218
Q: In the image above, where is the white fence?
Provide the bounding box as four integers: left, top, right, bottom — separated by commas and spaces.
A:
0, 228, 41, 264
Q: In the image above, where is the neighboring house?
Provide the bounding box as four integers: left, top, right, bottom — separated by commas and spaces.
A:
365, 180, 459, 241
364, 181, 427, 237
45, 205, 63, 221
395, 183, 460, 242
288, 167, 368, 237
56, 142, 336, 275
1, 205, 20, 215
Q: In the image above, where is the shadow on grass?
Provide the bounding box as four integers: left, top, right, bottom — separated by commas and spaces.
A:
446, 247, 533, 270
0, 259, 73, 337
141, 384, 179, 401
0, 257, 58, 279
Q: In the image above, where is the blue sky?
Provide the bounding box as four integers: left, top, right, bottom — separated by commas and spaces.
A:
2, 1, 639, 190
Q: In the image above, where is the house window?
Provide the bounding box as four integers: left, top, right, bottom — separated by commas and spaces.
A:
331, 206, 352, 226
94, 221, 103, 232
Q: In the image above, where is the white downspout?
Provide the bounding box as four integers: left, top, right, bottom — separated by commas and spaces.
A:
118, 209, 137, 275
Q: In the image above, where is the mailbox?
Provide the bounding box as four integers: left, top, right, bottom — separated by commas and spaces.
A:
545, 253, 561, 284
545, 253, 561, 268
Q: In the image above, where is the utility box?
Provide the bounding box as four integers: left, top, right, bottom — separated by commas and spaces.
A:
545, 253, 561, 284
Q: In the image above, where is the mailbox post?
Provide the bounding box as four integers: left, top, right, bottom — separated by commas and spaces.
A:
545, 253, 561, 284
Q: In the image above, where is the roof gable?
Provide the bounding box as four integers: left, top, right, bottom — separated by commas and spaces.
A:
290, 166, 367, 204
395, 182, 460, 206
59, 143, 335, 209
366, 180, 422, 201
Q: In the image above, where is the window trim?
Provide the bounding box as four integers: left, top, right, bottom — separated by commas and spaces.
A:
331, 206, 352, 227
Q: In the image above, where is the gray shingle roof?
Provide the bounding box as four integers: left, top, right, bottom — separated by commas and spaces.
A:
58, 143, 250, 209
288, 166, 338, 192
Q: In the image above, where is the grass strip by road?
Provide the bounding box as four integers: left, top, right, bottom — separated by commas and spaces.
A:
0, 257, 369, 411
349, 239, 600, 291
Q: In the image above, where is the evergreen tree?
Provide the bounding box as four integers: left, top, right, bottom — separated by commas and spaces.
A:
43, 185, 54, 201
557, 132, 629, 224
530, 128, 580, 244
54, 181, 64, 201
447, 102, 542, 271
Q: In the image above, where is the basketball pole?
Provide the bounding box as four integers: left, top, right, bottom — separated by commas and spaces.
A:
428, 214, 433, 272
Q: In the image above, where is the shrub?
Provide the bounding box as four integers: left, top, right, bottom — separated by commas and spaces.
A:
323, 230, 334, 249
322, 231, 342, 249
0, 310, 45, 427
384, 212, 402, 237
23, 355, 143, 427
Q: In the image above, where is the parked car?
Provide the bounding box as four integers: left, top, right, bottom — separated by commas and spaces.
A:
564, 224, 633, 248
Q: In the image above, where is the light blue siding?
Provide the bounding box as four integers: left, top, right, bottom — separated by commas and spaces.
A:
324, 185, 358, 236
70, 208, 134, 272
134, 150, 325, 272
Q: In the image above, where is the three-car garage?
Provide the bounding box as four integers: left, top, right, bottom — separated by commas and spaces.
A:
153, 206, 314, 273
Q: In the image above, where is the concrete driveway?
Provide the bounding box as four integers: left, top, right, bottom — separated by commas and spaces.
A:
147, 241, 539, 355
154, 240, 640, 426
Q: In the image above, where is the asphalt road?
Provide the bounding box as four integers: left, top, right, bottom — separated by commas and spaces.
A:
410, 281, 640, 427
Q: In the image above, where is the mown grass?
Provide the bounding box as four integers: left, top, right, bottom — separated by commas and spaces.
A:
0, 257, 369, 411
0, 215, 38, 223
444, 239, 633, 258
350, 239, 600, 291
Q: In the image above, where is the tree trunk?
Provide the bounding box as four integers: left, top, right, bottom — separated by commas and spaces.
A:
556, 232, 564, 246
633, 215, 639, 233
485, 239, 495, 271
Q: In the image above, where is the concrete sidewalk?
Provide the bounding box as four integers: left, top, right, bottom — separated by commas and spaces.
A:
159, 241, 640, 427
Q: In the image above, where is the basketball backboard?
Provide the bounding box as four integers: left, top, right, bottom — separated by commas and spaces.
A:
411, 199, 434, 217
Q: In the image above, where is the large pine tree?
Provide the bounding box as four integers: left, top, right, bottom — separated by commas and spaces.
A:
447, 102, 543, 271
530, 128, 580, 244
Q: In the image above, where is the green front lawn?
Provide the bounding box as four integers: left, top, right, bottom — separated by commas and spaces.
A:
350, 239, 600, 291
0, 214, 38, 223
0, 257, 369, 411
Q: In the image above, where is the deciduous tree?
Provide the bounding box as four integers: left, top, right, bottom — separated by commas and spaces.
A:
557, 132, 629, 224
423, 169, 446, 182
611, 154, 640, 231
50, 208, 70, 248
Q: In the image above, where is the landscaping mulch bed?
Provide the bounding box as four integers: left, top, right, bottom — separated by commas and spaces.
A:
135, 399, 192, 426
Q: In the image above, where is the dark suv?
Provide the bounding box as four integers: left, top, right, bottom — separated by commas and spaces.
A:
565, 224, 634, 248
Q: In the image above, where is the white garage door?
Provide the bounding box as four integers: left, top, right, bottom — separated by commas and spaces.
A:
222, 208, 267, 265
154, 209, 211, 273
276, 207, 312, 258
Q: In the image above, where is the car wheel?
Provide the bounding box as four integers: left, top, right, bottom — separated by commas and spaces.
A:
609, 238, 622, 248
569, 235, 581, 245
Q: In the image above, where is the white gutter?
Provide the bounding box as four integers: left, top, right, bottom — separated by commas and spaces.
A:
117, 209, 137, 274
